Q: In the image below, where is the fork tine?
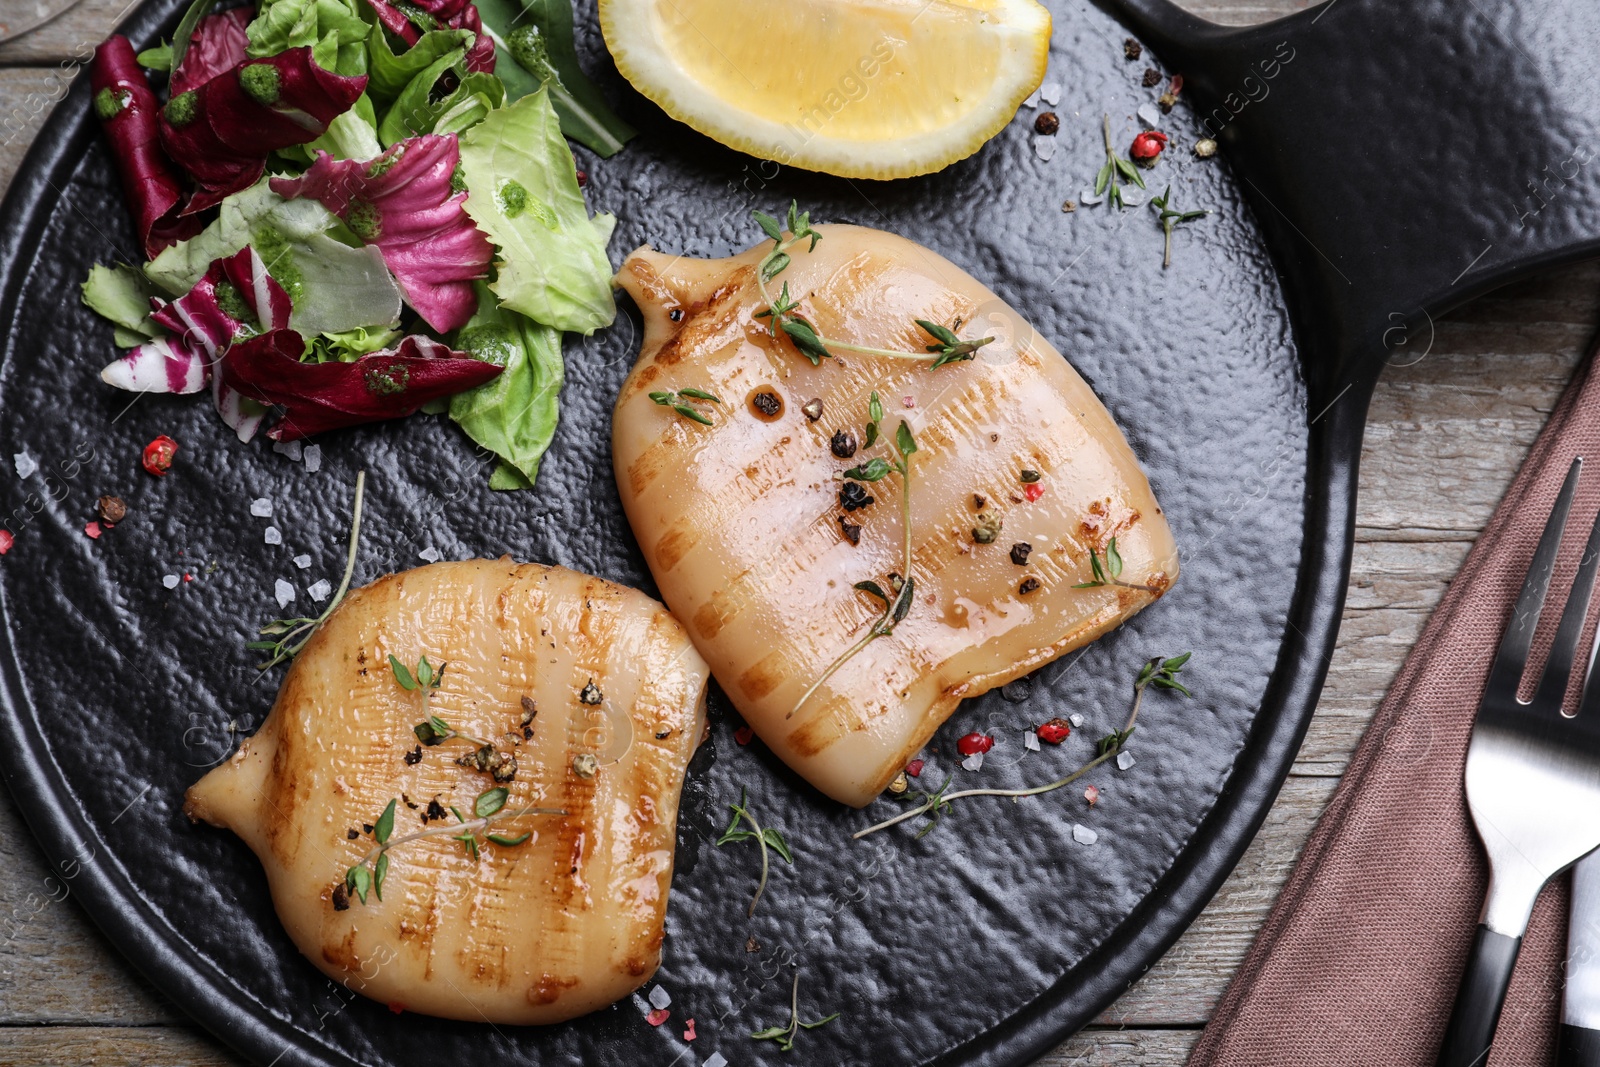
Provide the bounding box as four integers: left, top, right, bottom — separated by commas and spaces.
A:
1483, 456, 1583, 706
1532, 471, 1600, 713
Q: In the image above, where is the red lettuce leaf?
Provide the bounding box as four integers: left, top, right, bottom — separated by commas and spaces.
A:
269, 134, 491, 331
172, 8, 251, 96
221, 330, 502, 439
364, 0, 495, 72
90, 36, 203, 258
160, 47, 368, 213
102, 247, 291, 446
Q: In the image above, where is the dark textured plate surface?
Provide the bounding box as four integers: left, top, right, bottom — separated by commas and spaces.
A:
0, 0, 1347, 1065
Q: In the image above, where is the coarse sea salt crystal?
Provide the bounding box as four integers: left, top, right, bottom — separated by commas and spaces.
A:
1072, 824, 1098, 845
704, 1055, 728, 1067
273, 440, 303, 461
294, 554, 312, 569
162, 574, 180, 589
250, 498, 273, 518
1137, 102, 1162, 128
1040, 81, 1061, 105
264, 526, 282, 545
275, 579, 295, 608
13, 451, 36, 478
1080, 189, 1105, 206
1117, 750, 1137, 770
1033, 137, 1057, 162
961, 751, 985, 772
649, 986, 672, 1010
419, 546, 441, 563
1120, 188, 1144, 207
304, 444, 322, 473
1024, 731, 1040, 752
1069, 713, 1084, 727
1022, 89, 1041, 108
308, 579, 333, 602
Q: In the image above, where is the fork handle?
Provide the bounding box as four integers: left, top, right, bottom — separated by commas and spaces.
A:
1438, 925, 1523, 1066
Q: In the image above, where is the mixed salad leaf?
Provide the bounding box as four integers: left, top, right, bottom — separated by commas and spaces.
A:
83, 0, 628, 488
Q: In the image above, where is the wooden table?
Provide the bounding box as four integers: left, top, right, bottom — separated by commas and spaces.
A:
0, 1, 1593, 1062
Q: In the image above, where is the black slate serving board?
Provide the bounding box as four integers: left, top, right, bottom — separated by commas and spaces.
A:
0, 0, 1595, 1063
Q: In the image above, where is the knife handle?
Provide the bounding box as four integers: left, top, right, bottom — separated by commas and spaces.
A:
1437, 925, 1523, 1067
1560, 1024, 1600, 1066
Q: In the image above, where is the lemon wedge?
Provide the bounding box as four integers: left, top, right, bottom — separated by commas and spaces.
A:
598, 0, 1052, 180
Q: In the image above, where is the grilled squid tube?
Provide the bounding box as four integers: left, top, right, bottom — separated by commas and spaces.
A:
186, 560, 710, 1024
612, 224, 1178, 807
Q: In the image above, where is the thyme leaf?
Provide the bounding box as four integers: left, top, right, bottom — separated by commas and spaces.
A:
751, 203, 993, 369
1072, 536, 1162, 594
716, 788, 792, 916
751, 971, 841, 1052
1095, 114, 1145, 210
649, 387, 722, 426
339, 785, 564, 908
1150, 185, 1209, 267
854, 654, 1194, 839
789, 415, 919, 720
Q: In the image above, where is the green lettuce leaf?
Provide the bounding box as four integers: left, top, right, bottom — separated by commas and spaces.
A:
366, 24, 474, 101
146, 181, 402, 336
377, 48, 504, 144
299, 91, 382, 159
449, 283, 563, 489
474, 0, 634, 157
309, 324, 404, 362
247, 0, 369, 73
457, 88, 615, 334
81, 264, 162, 340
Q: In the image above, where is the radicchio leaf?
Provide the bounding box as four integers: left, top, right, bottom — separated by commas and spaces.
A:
160, 47, 368, 214
221, 329, 502, 439
269, 135, 491, 331
364, 0, 495, 73
90, 37, 203, 258
172, 8, 251, 95
101, 244, 291, 440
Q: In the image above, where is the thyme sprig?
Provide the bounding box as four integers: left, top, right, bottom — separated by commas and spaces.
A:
716, 788, 793, 917
340, 786, 565, 906
1094, 114, 1146, 209
788, 414, 919, 721
249, 470, 366, 669
751, 971, 841, 1052
1072, 536, 1163, 594
853, 654, 1193, 839
649, 387, 722, 426
751, 203, 994, 369
1150, 186, 1208, 267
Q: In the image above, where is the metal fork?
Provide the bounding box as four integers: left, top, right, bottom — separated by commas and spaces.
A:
1440, 457, 1600, 1066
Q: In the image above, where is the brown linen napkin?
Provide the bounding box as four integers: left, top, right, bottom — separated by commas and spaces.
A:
1186, 348, 1600, 1067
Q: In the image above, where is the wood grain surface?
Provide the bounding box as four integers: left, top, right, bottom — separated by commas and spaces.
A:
0, 0, 1593, 1062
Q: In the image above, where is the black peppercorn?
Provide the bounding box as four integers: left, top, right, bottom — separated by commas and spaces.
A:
1142, 67, 1162, 87
668, 307, 683, 322
331, 883, 350, 911
403, 745, 423, 765
97, 495, 127, 524
1033, 111, 1059, 135
830, 430, 858, 458
580, 680, 603, 704
839, 517, 862, 545
424, 799, 448, 823
751, 390, 782, 417
1124, 37, 1142, 59
840, 482, 874, 511
1011, 542, 1032, 566
346, 828, 360, 840
1019, 577, 1041, 596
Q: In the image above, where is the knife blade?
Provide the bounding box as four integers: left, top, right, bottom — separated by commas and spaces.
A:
1561, 850, 1600, 1064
